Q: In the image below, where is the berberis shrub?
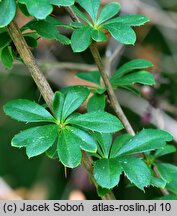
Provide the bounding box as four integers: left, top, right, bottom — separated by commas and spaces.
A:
1, 0, 176, 199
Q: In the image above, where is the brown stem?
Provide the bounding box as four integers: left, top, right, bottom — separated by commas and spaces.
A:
66, 6, 169, 196
7, 21, 54, 109
90, 41, 169, 196
90, 44, 169, 196
90, 42, 135, 135
65, 7, 80, 22
7, 20, 115, 200
153, 166, 169, 195
65, 7, 135, 135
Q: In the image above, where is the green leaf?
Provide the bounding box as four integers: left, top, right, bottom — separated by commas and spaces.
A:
110, 134, 133, 158
94, 158, 122, 189
71, 6, 92, 25
105, 15, 149, 27
104, 23, 136, 45
24, 35, 38, 48
46, 141, 58, 159
0, 28, 6, 34
0, 32, 11, 49
76, 71, 101, 86
70, 21, 85, 29
67, 111, 124, 133
111, 71, 155, 87
57, 129, 82, 168
0, 0, 16, 27
19, 0, 53, 19
97, 2, 120, 25
87, 93, 105, 112
61, 86, 89, 120
77, 0, 100, 23
119, 156, 151, 190
156, 163, 177, 183
55, 34, 71, 45
52, 92, 65, 122
23, 17, 70, 45
120, 86, 141, 96
116, 129, 173, 156
50, 0, 74, 6
23, 31, 39, 38
18, 2, 30, 16
91, 30, 107, 42
3, 99, 56, 123
67, 126, 97, 153
166, 172, 177, 195
96, 87, 106, 94
151, 176, 166, 189
110, 59, 153, 81
0, 46, 14, 68
94, 132, 112, 158
154, 145, 176, 158
71, 26, 93, 52
43, 15, 63, 25
96, 186, 111, 197
12, 125, 58, 158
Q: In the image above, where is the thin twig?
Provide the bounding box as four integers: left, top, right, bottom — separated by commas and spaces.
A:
65, 6, 170, 196
65, 6, 135, 135
90, 43, 169, 196
90, 42, 135, 135
65, 7, 80, 22
14, 61, 97, 72
105, 42, 124, 77
108, 44, 124, 70
135, 0, 177, 30
7, 21, 54, 109
153, 167, 169, 195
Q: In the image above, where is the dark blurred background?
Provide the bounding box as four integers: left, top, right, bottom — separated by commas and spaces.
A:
0, 0, 177, 200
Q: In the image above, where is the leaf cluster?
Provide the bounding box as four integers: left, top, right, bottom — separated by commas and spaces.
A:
3, 85, 175, 194
92, 130, 173, 192
70, 0, 149, 52
0, 1, 73, 68
3, 86, 123, 168
76, 59, 155, 98
0, 16, 71, 68
0, 29, 38, 68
